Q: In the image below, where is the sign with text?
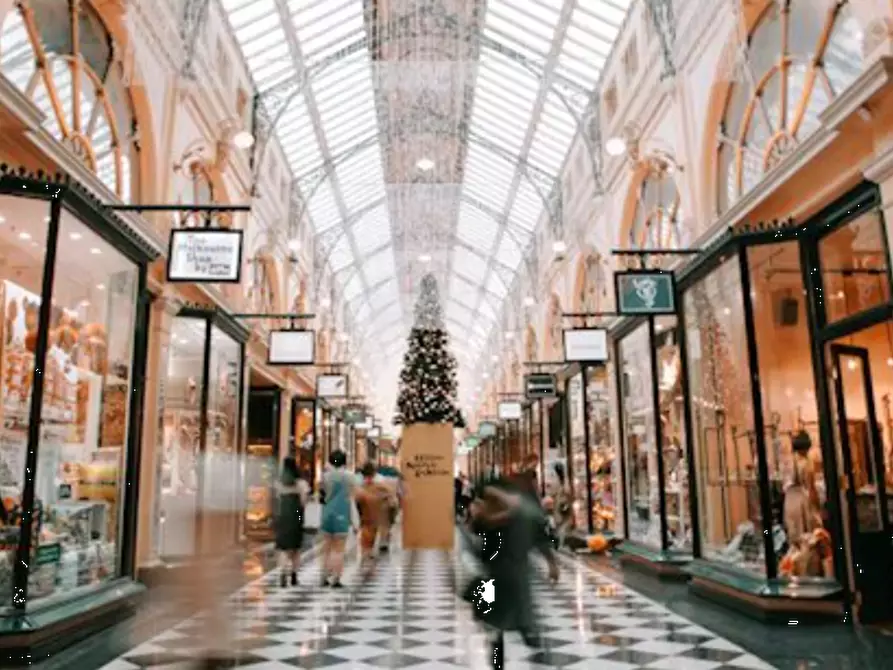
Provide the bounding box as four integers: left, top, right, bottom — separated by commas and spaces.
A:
563, 328, 608, 363
343, 405, 367, 425
316, 374, 348, 398
405, 452, 451, 479
525, 373, 557, 399
268, 330, 314, 365
478, 421, 497, 438
615, 270, 676, 315
167, 228, 243, 283
498, 401, 522, 420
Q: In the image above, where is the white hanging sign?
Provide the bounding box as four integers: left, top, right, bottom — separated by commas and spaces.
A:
563, 328, 609, 363
167, 228, 244, 283
268, 330, 315, 365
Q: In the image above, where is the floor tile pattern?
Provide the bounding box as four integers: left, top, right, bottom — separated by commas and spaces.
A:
103, 537, 777, 669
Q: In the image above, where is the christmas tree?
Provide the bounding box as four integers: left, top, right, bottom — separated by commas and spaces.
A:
394, 274, 465, 427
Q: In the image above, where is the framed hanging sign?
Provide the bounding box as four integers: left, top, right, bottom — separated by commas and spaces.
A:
614, 269, 676, 315
268, 329, 315, 365
478, 421, 497, 438
498, 401, 522, 420
343, 405, 367, 425
317, 374, 349, 398
563, 328, 608, 363
525, 373, 557, 399
166, 228, 243, 283
367, 426, 381, 439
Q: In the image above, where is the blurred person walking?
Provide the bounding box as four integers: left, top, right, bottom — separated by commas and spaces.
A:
462, 479, 559, 668
274, 457, 310, 587
550, 462, 573, 548
355, 462, 388, 573
320, 449, 355, 588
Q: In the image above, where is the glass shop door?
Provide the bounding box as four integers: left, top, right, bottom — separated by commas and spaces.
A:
829, 344, 893, 623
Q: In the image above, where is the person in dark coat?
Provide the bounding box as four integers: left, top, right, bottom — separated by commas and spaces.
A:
275, 457, 309, 587
466, 478, 559, 667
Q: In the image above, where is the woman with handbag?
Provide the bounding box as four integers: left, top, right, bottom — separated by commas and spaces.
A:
463, 480, 559, 669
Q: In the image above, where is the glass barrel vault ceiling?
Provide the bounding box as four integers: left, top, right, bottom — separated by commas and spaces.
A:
221, 0, 632, 409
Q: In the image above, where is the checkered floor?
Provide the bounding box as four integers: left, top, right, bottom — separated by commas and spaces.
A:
102, 536, 777, 669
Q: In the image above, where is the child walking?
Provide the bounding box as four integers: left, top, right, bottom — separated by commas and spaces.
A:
274, 457, 309, 587
356, 462, 387, 574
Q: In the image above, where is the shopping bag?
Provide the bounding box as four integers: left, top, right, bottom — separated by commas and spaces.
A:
303, 501, 321, 530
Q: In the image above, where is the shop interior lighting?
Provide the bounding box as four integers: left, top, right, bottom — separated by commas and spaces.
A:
524, 296, 535, 307
418, 253, 432, 263
96, 284, 105, 291
416, 158, 435, 171
18, 231, 30, 240
847, 359, 858, 371
605, 137, 627, 156
0, 215, 6, 224
320, 297, 331, 308
90, 247, 101, 255
887, 357, 893, 367
505, 332, 515, 340
288, 238, 300, 252
70, 232, 82, 240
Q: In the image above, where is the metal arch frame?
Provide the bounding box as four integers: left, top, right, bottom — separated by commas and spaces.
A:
645, 0, 677, 80
179, 0, 211, 79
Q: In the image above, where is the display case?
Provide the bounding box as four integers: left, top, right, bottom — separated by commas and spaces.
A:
0, 173, 152, 645
292, 398, 316, 488
244, 389, 280, 541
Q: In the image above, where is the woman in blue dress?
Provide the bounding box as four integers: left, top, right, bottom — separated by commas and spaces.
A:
320, 449, 355, 587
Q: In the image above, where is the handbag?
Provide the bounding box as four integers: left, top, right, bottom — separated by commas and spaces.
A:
303, 501, 321, 530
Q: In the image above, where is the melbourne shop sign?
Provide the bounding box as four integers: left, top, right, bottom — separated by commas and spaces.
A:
167, 228, 244, 283
614, 269, 676, 315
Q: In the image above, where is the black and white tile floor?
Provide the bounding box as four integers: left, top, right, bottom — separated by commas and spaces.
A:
102, 538, 777, 669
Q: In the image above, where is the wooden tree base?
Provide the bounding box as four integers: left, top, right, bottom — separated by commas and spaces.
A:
400, 423, 455, 550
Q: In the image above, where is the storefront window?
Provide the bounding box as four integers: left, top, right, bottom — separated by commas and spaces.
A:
820, 210, 890, 324
0, 196, 52, 608
587, 366, 615, 533
204, 326, 240, 509
685, 257, 763, 574
27, 208, 138, 605
655, 316, 690, 551
567, 373, 587, 530
294, 399, 315, 478
158, 318, 205, 558
620, 323, 659, 547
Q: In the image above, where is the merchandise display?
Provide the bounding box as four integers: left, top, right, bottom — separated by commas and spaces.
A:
244, 443, 275, 538
586, 367, 616, 533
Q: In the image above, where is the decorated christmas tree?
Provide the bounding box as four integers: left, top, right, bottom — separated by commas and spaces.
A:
394, 274, 465, 427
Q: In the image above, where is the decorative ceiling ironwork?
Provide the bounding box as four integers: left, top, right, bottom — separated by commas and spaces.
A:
221, 0, 634, 414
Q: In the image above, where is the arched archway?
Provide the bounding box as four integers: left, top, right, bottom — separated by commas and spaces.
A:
703, 0, 865, 216
0, 0, 157, 201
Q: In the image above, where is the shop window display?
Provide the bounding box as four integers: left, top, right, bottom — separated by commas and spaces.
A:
655, 316, 690, 551
567, 373, 587, 530
716, 1, 863, 214
294, 400, 315, 479
0, 2, 139, 201
684, 258, 765, 574
620, 323, 659, 547
587, 366, 616, 533
16, 207, 138, 606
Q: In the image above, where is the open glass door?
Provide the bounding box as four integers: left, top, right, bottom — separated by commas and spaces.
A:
829, 344, 893, 623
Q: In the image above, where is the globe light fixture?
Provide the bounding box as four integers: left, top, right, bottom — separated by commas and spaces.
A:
233, 130, 255, 149
416, 158, 435, 171
605, 136, 626, 156
552, 240, 567, 255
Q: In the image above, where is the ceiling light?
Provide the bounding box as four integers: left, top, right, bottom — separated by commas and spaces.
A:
552, 240, 567, 255
96, 283, 105, 291
288, 238, 300, 252
418, 253, 432, 263
320, 298, 331, 308
524, 296, 535, 307
232, 130, 255, 149
18, 232, 30, 240
0, 215, 6, 224
483, 372, 489, 379
416, 158, 434, 171
847, 359, 858, 371
505, 332, 515, 340
491, 354, 499, 362
90, 247, 101, 255
338, 332, 349, 342
605, 137, 627, 156
70, 232, 82, 240
80, 300, 90, 307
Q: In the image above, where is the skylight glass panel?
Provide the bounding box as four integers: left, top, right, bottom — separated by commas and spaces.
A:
306, 181, 341, 233
343, 273, 364, 302
355, 301, 371, 323
449, 273, 479, 309
453, 247, 487, 284
477, 297, 497, 323
337, 147, 385, 214
328, 236, 353, 273
495, 235, 522, 269
363, 246, 396, 286
455, 203, 499, 251
351, 206, 391, 256
370, 301, 401, 327
370, 280, 398, 311
486, 273, 508, 299
447, 301, 473, 326
462, 146, 514, 212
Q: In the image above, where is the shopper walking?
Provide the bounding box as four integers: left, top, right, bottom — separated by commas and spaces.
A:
463, 479, 559, 669
550, 462, 573, 548
274, 457, 310, 587
320, 449, 355, 588
355, 462, 387, 574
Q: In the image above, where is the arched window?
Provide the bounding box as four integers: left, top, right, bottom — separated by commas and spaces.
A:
629, 165, 683, 250
717, 1, 863, 213
0, 0, 139, 200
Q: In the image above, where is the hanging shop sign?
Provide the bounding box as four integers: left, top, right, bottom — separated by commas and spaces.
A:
498, 401, 523, 420
525, 373, 557, 399
317, 373, 348, 398
478, 421, 497, 438
268, 329, 315, 365
464, 436, 480, 450
563, 328, 609, 363
367, 426, 381, 439
166, 228, 243, 283
343, 405, 367, 425
614, 269, 676, 315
